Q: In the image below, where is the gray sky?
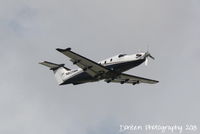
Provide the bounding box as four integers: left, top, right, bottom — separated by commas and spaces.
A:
0, 0, 200, 134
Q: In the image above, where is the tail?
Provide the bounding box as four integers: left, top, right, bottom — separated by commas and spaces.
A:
39, 61, 71, 85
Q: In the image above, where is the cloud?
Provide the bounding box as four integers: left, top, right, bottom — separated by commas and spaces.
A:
0, 0, 200, 134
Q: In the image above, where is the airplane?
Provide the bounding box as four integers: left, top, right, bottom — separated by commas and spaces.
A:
39, 48, 159, 85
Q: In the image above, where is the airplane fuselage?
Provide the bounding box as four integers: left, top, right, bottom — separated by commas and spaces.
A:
61, 53, 146, 85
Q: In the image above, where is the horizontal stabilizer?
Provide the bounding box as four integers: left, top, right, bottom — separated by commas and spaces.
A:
39, 61, 70, 71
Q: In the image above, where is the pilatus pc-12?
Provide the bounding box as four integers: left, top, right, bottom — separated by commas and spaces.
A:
40, 48, 159, 85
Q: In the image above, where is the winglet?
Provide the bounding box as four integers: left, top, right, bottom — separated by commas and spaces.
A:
56, 47, 71, 52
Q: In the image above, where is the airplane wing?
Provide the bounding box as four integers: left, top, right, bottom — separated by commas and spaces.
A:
56, 48, 112, 78
105, 73, 159, 85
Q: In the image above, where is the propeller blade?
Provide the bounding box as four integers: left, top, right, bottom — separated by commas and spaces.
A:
149, 54, 155, 60
145, 58, 148, 66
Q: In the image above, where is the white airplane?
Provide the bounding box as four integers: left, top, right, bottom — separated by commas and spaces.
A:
39, 48, 159, 85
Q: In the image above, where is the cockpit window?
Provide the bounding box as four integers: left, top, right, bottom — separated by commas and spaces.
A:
136, 54, 142, 57
118, 54, 127, 58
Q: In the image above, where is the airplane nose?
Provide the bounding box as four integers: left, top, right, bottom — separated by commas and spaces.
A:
143, 52, 155, 66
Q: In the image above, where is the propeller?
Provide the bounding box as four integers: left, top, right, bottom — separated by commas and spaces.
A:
145, 58, 148, 66
144, 51, 155, 66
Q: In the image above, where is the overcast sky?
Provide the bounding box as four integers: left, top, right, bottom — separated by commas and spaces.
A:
0, 0, 200, 134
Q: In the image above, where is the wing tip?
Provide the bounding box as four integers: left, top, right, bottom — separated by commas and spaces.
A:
153, 80, 159, 84
39, 61, 46, 65
56, 47, 71, 52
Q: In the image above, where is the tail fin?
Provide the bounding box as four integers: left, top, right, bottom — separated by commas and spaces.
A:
39, 61, 71, 85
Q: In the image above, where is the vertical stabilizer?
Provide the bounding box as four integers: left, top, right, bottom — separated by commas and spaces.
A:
39, 61, 70, 85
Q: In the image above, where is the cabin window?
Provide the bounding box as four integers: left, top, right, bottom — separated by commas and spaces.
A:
104, 61, 106, 64
110, 59, 112, 62
136, 54, 142, 57
118, 54, 126, 58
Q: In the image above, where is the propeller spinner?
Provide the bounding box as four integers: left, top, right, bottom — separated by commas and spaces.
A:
144, 51, 155, 66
